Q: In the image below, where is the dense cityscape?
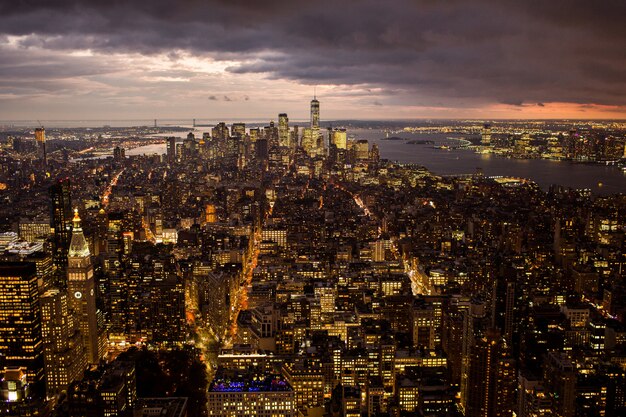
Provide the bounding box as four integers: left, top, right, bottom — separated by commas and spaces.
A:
0, 95, 625, 416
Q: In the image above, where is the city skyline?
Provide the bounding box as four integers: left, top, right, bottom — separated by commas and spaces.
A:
1, 1, 626, 120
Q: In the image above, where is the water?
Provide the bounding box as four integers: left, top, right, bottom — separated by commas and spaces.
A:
353, 130, 625, 195
117, 128, 626, 195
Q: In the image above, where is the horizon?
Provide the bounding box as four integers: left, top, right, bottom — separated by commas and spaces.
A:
1, 1, 626, 120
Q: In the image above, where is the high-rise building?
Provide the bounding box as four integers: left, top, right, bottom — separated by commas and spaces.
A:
67, 209, 102, 364
481, 123, 492, 146
40, 288, 86, 397
543, 351, 576, 417
50, 178, 73, 283
310, 97, 320, 131
0, 262, 44, 384
278, 113, 290, 148
464, 329, 516, 417
35, 127, 46, 165
232, 122, 246, 138
165, 136, 176, 164
332, 129, 347, 150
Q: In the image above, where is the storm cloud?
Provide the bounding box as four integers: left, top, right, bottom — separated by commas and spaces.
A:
1, 0, 625, 118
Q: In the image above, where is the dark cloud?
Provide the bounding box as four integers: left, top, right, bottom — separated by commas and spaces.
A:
0, 0, 625, 111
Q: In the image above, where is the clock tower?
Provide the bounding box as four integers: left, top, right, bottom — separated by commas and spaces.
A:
67, 209, 101, 364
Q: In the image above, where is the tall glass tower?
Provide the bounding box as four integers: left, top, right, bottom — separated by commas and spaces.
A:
310, 98, 320, 130
50, 178, 72, 285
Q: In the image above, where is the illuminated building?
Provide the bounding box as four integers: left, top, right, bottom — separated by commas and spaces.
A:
0, 262, 44, 384
205, 204, 217, 224
301, 128, 315, 156
166, 137, 177, 164
50, 178, 73, 284
35, 127, 46, 165
281, 362, 324, 411
464, 329, 516, 417
263, 120, 279, 148
517, 374, 553, 417
332, 128, 347, 150
207, 369, 295, 417
481, 123, 492, 146
543, 351, 576, 417
278, 113, 289, 148
261, 229, 287, 248
67, 209, 103, 364
354, 140, 369, 160
40, 288, 86, 397
310, 97, 320, 131
232, 122, 246, 138
18, 217, 51, 243
99, 361, 137, 416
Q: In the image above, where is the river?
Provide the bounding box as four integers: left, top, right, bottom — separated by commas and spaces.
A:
123, 128, 625, 195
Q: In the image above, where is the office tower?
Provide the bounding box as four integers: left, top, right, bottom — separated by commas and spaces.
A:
332, 129, 347, 150
40, 288, 86, 397
212, 122, 229, 142
354, 139, 370, 160
310, 97, 320, 130
281, 362, 324, 412
264, 120, 279, 148
50, 178, 73, 283
67, 209, 102, 364
232, 122, 246, 138
35, 127, 46, 165
465, 329, 516, 417
256, 138, 269, 161
99, 360, 137, 415
249, 127, 260, 143
113, 146, 125, 160
482, 123, 492, 146
301, 128, 315, 156
543, 351, 576, 417
278, 113, 289, 147
292, 125, 299, 147
18, 217, 51, 243
0, 262, 44, 383
492, 277, 517, 343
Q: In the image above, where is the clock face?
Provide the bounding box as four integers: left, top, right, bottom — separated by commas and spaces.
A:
74, 291, 82, 299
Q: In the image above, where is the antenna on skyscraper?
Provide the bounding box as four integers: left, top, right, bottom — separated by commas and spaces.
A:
314, 86, 316, 100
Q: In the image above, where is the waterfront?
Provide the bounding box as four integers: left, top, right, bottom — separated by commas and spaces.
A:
124, 128, 625, 194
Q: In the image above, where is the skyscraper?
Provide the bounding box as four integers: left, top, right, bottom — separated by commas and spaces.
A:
481, 123, 492, 146
278, 113, 289, 148
310, 97, 320, 131
0, 262, 44, 384
50, 178, 72, 284
331, 129, 347, 150
232, 122, 246, 138
166, 137, 177, 163
465, 329, 516, 417
67, 209, 102, 364
35, 127, 46, 165
40, 288, 86, 397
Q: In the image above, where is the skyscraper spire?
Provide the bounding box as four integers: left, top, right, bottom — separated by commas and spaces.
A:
67, 207, 103, 364
68, 208, 90, 258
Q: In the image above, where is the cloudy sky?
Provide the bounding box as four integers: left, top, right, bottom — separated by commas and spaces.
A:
1, 0, 625, 121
